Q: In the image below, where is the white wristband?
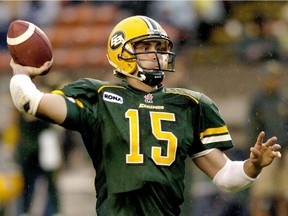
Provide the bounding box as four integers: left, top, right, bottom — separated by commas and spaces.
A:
212, 159, 258, 193
10, 74, 44, 116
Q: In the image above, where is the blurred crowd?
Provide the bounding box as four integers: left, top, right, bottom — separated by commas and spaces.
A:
0, 1, 288, 216
1, 1, 288, 67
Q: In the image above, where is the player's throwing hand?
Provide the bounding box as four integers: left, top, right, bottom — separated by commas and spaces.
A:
10, 59, 53, 78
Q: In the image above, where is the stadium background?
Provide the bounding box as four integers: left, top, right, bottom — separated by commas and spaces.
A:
0, 1, 288, 216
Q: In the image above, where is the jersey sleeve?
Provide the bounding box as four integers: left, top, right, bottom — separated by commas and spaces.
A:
189, 93, 234, 157
52, 78, 102, 131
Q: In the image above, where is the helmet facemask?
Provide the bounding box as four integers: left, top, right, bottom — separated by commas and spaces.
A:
119, 36, 176, 86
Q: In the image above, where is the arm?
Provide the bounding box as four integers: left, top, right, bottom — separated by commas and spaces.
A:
9, 59, 67, 124
193, 131, 281, 192
37, 93, 67, 124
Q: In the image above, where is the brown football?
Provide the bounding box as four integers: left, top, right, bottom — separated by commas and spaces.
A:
7, 20, 53, 74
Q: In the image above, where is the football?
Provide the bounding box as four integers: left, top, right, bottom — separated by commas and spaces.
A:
6, 20, 53, 74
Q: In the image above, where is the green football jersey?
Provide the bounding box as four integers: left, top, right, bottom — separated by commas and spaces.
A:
55, 78, 234, 216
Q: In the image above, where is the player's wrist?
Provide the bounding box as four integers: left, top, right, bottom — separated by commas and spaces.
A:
244, 159, 262, 178
10, 74, 44, 115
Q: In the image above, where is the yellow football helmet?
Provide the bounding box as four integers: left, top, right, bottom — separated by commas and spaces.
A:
107, 15, 175, 86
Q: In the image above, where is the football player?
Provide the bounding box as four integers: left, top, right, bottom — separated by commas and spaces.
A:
9, 16, 281, 216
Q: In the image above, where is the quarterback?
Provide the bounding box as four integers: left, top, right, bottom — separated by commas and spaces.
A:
9, 16, 281, 216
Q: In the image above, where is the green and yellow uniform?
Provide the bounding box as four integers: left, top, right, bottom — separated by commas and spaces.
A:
54, 78, 234, 216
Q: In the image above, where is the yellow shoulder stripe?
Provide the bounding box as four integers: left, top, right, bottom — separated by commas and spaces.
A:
200, 126, 228, 139
97, 85, 126, 93
51, 90, 84, 108
51, 89, 64, 96
166, 92, 199, 104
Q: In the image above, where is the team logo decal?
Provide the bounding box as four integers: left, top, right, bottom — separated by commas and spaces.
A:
103, 92, 123, 104
110, 31, 125, 50
144, 93, 153, 103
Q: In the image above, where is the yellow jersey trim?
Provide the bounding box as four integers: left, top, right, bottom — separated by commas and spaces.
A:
200, 126, 228, 139
97, 85, 126, 93
51, 90, 84, 108
166, 92, 199, 104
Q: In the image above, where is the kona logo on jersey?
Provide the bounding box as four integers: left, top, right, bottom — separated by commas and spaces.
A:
103, 92, 123, 104
110, 31, 125, 50
139, 103, 164, 109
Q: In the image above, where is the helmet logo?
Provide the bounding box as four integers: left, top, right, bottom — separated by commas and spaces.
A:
110, 31, 125, 50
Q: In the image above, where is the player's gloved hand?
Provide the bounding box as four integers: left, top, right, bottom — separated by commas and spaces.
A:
10, 58, 53, 78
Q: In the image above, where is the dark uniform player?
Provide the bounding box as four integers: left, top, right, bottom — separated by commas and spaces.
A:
54, 78, 232, 215
9, 16, 281, 216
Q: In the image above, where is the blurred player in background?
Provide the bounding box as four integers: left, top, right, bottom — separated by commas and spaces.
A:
8, 16, 281, 216
17, 114, 61, 216
248, 60, 288, 216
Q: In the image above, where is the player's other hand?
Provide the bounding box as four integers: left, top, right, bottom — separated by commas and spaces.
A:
10, 58, 53, 78
249, 131, 281, 169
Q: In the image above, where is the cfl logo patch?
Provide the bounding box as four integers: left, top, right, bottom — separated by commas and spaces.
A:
103, 92, 123, 104
110, 32, 125, 50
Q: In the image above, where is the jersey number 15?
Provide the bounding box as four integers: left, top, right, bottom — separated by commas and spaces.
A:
125, 109, 178, 166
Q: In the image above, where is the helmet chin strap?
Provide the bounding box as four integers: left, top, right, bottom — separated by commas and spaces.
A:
135, 64, 163, 86
138, 71, 164, 86
111, 62, 164, 87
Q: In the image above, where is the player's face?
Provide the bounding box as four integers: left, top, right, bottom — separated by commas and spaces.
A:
134, 41, 168, 71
